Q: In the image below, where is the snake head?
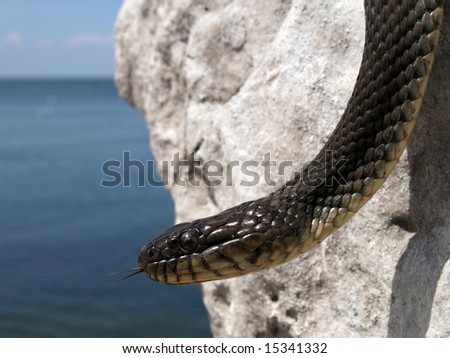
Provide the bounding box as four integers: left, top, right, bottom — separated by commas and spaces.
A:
138, 203, 270, 284
139, 222, 202, 267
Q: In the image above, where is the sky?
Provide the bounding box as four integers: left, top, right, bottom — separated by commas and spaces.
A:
0, 0, 124, 78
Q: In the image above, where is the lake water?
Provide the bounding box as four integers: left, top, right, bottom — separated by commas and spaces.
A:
0, 79, 212, 337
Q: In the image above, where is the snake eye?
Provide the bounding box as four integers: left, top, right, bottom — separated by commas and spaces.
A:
180, 230, 199, 252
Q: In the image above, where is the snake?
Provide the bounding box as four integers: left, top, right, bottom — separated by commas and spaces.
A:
133, 0, 444, 285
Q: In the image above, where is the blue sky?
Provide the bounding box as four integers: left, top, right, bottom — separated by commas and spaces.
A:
0, 0, 124, 78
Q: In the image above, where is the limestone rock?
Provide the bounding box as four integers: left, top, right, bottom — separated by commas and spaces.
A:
115, 0, 450, 337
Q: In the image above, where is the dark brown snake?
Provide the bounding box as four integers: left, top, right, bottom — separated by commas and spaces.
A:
134, 0, 444, 285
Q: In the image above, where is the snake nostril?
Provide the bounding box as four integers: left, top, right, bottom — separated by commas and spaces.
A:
144, 245, 162, 262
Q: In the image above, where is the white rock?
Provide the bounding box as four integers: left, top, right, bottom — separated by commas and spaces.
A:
115, 0, 450, 337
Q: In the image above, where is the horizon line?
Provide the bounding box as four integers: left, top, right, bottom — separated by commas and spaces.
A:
0, 75, 115, 81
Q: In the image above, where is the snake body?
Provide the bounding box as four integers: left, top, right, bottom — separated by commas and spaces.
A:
138, 0, 444, 285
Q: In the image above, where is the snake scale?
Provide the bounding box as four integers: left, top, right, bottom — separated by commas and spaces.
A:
135, 0, 444, 285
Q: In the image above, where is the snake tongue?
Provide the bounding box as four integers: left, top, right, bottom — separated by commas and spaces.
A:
113, 267, 144, 281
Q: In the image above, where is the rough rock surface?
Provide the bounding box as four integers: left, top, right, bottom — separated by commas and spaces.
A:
115, 0, 450, 337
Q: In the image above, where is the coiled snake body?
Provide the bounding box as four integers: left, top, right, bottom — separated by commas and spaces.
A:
137, 0, 444, 285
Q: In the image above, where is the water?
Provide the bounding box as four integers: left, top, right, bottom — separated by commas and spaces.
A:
0, 79, 212, 337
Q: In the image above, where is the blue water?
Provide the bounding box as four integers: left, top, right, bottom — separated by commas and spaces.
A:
0, 79, 212, 337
